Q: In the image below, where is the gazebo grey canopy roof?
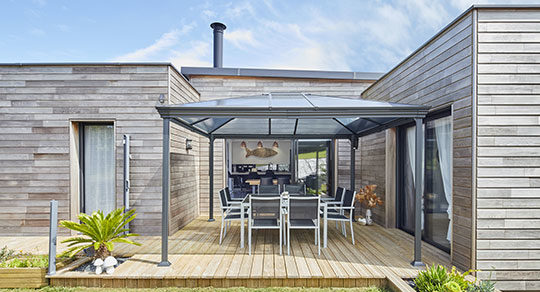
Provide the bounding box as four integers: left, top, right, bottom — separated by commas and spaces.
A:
156, 92, 430, 139
156, 92, 430, 267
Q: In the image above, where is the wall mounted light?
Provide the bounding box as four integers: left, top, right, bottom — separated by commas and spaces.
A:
186, 139, 193, 151
158, 94, 165, 104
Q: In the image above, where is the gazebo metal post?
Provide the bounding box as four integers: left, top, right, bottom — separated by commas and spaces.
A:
350, 136, 357, 219
412, 118, 425, 267
158, 118, 171, 267
208, 135, 215, 222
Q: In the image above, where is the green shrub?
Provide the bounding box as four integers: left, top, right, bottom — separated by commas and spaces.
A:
0, 245, 16, 263
0, 254, 48, 268
467, 280, 495, 292
60, 208, 141, 259
415, 265, 450, 292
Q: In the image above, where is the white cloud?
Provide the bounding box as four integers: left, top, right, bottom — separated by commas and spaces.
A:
114, 25, 193, 61
57, 24, 70, 32
202, 9, 216, 18
225, 2, 255, 18
403, 0, 450, 29
225, 29, 259, 49
170, 41, 212, 67
29, 28, 45, 37
32, 0, 46, 6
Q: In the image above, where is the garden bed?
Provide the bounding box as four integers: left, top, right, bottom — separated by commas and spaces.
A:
0, 246, 74, 288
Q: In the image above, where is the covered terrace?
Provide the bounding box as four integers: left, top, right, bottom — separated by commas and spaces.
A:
155, 92, 430, 268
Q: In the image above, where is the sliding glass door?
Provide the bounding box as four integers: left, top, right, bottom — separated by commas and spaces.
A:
296, 140, 331, 195
397, 113, 452, 252
80, 123, 116, 214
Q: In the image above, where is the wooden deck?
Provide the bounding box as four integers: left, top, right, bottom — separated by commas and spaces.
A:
1, 216, 450, 289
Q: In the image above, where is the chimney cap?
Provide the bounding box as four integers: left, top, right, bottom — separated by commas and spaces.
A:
210, 22, 227, 31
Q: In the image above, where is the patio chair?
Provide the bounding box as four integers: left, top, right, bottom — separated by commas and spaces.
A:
258, 184, 280, 195
287, 195, 321, 255
321, 186, 345, 229
225, 186, 245, 202
283, 183, 306, 195
248, 195, 283, 255
260, 176, 273, 186
218, 189, 248, 245
277, 177, 290, 190
325, 189, 356, 244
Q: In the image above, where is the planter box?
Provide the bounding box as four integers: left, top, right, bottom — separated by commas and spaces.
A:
0, 267, 48, 288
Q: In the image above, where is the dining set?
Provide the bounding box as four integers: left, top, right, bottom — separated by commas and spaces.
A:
218, 184, 357, 256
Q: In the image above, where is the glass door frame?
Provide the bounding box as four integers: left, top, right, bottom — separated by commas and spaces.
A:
396, 107, 452, 253
294, 139, 335, 196
78, 121, 116, 214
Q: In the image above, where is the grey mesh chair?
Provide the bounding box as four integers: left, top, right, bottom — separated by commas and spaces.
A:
321, 187, 345, 229
284, 183, 306, 195
287, 195, 321, 255
218, 188, 247, 245
325, 189, 356, 244
248, 195, 283, 255
260, 176, 273, 186
258, 184, 280, 195
277, 177, 290, 190
225, 186, 244, 202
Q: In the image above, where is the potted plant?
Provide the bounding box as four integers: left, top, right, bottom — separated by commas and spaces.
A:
59, 207, 141, 274
355, 184, 383, 225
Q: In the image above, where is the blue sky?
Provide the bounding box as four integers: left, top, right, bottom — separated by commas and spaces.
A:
1, 0, 537, 73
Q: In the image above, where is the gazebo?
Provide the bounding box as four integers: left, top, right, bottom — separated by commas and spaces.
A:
156, 92, 430, 267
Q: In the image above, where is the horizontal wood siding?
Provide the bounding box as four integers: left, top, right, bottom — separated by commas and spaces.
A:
187, 76, 374, 215
0, 64, 195, 236
168, 67, 201, 232
362, 13, 474, 270
476, 8, 540, 291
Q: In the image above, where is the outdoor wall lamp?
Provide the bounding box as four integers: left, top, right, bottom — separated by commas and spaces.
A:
186, 139, 193, 151
158, 94, 165, 104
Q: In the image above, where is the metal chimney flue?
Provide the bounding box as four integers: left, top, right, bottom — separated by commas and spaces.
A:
210, 22, 226, 68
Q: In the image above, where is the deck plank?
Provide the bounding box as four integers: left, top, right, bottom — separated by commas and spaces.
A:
16, 215, 454, 287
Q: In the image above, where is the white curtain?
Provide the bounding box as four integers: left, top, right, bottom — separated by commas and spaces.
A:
434, 116, 453, 242
406, 126, 425, 228
84, 124, 115, 214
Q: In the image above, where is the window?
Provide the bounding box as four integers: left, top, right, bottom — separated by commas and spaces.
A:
80, 123, 116, 214
397, 110, 452, 252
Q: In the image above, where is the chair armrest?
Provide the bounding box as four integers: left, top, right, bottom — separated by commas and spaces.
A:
328, 206, 355, 210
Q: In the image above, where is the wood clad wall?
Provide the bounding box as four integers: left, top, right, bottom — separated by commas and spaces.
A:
187, 76, 373, 215
0, 64, 198, 236
475, 8, 540, 291
362, 13, 474, 270
168, 68, 201, 233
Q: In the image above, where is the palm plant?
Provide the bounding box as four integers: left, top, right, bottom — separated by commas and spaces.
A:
59, 208, 141, 259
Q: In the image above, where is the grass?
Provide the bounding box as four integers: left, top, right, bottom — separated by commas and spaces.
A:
0, 287, 392, 292
298, 150, 327, 160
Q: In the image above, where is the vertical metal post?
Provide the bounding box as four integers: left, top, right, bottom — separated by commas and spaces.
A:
315, 149, 319, 194
123, 134, 131, 231
350, 137, 356, 219
350, 137, 356, 191
47, 200, 58, 276
208, 135, 215, 222
158, 118, 171, 267
412, 118, 425, 267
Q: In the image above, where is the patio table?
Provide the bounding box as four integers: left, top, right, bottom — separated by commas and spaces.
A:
240, 195, 328, 249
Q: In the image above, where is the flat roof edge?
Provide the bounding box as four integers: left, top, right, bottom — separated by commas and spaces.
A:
0, 62, 201, 96
181, 67, 384, 81
0, 62, 175, 66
